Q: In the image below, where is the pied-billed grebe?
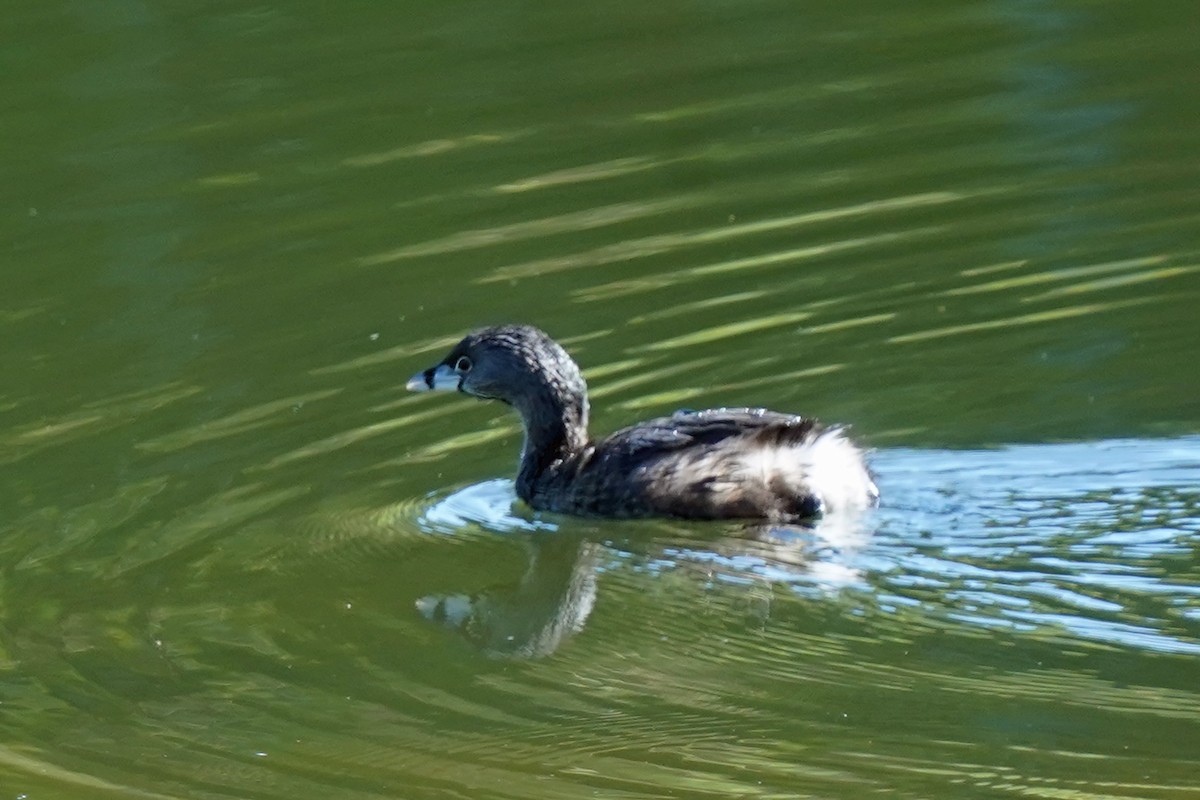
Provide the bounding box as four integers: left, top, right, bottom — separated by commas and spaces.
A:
407, 325, 878, 522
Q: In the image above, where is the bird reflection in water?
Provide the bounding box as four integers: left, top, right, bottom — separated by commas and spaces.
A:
414, 479, 872, 658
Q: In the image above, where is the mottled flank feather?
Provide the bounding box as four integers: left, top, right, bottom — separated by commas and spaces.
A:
408, 325, 878, 522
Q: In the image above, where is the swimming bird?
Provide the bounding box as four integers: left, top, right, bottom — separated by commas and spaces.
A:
406, 325, 877, 522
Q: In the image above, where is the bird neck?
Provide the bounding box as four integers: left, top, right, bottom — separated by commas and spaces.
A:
514, 384, 589, 497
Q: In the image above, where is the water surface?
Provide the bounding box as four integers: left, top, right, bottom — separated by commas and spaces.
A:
3, 1, 1199, 798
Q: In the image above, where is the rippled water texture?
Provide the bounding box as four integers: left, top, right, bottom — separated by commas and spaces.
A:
3, 0, 1199, 798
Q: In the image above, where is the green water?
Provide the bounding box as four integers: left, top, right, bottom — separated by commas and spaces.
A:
3, 1, 1199, 798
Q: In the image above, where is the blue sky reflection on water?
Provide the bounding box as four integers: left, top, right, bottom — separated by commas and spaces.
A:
411, 436, 1200, 658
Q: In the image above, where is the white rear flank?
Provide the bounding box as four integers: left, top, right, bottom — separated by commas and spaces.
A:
739, 427, 877, 513
803, 428, 878, 512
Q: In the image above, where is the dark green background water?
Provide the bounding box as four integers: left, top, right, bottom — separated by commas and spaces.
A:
3, 1, 1199, 798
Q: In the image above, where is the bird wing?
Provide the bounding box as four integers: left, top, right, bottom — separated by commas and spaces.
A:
588, 408, 821, 465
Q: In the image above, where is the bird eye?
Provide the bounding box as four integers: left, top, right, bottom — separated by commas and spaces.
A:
454, 356, 472, 373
